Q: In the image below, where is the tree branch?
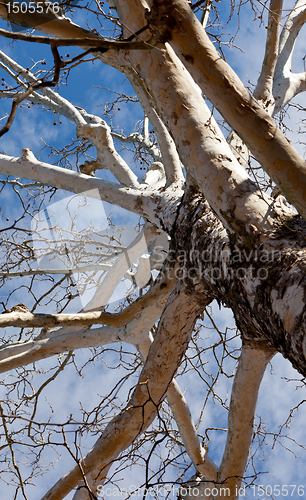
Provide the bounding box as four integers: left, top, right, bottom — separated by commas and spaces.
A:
77, 121, 140, 186
254, 0, 283, 107
0, 262, 177, 368
1, 257, 175, 322
124, 66, 185, 186
0, 26, 151, 50
273, 0, 306, 112
216, 345, 275, 500
0, 149, 183, 229
137, 328, 218, 482
147, 0, 306, 221
40, 284, 209, 500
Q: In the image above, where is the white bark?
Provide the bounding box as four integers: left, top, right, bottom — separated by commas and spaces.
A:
77, 122, 140, 185
0, 262, 177, 370
41, 284, 207, 500
72, 311, 217, 498
216, 346, 275, 500
137, 332, 218, 482
273, 0, 306, 113
127, 45, 275, 237
147, 0, 306, 220
123, 66, 185, 185
254, 0, 283, 107
0, 149, 183, 229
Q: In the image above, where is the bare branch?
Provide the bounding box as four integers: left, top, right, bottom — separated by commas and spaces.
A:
77, 122, 140, 186
254, 0, 283, 107
0, 149, 183, 228
0, 26, 151, 51
147, 0, 306, 221
201, 0, 213, 27
167, 379, 218, 481
216, 345, 276, 499
273, 0, 306, 112
41, 284, 209, 500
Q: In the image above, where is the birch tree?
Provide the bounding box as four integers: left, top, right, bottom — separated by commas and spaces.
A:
0, 0, 306, 499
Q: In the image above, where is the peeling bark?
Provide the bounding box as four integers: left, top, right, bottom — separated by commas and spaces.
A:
147, 0, 306, 220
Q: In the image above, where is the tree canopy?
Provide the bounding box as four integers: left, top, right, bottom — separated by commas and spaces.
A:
0, 1, 306, 499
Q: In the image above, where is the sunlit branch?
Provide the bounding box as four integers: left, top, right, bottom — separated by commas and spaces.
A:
273, 0, 306, 112
254, 0, 283, 107
147, 0, 306, 222
167, 380, 218, 480
0, 50, 143, 186
77, 122, 139, 186
123, 66, 185, 186
201, 0, 213, 27
276, 0, 306, 74
0, 149, 182, 227
40, 284, 209, 500
0, 7, 184, 187
0, 264, 177, 332
216, 345, 275, 500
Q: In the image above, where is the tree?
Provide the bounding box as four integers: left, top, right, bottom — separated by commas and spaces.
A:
0, 0, 305, 498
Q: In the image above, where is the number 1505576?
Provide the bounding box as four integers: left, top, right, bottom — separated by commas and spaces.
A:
7, 2, 61, 14
251, 485, 305, 497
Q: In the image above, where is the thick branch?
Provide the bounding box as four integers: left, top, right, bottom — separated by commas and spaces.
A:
137, 329, 218, 482
216, 345, 275, 500
276, 0, 306, 75
273, 0, 306, 112
124, 66, 185, 186
148, 0, 306, 221
41, 284, 209, 500
254, 0, 283, 106
77, 122, 139, 186
0, 149, 183, 229
167, 379, 218, 481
